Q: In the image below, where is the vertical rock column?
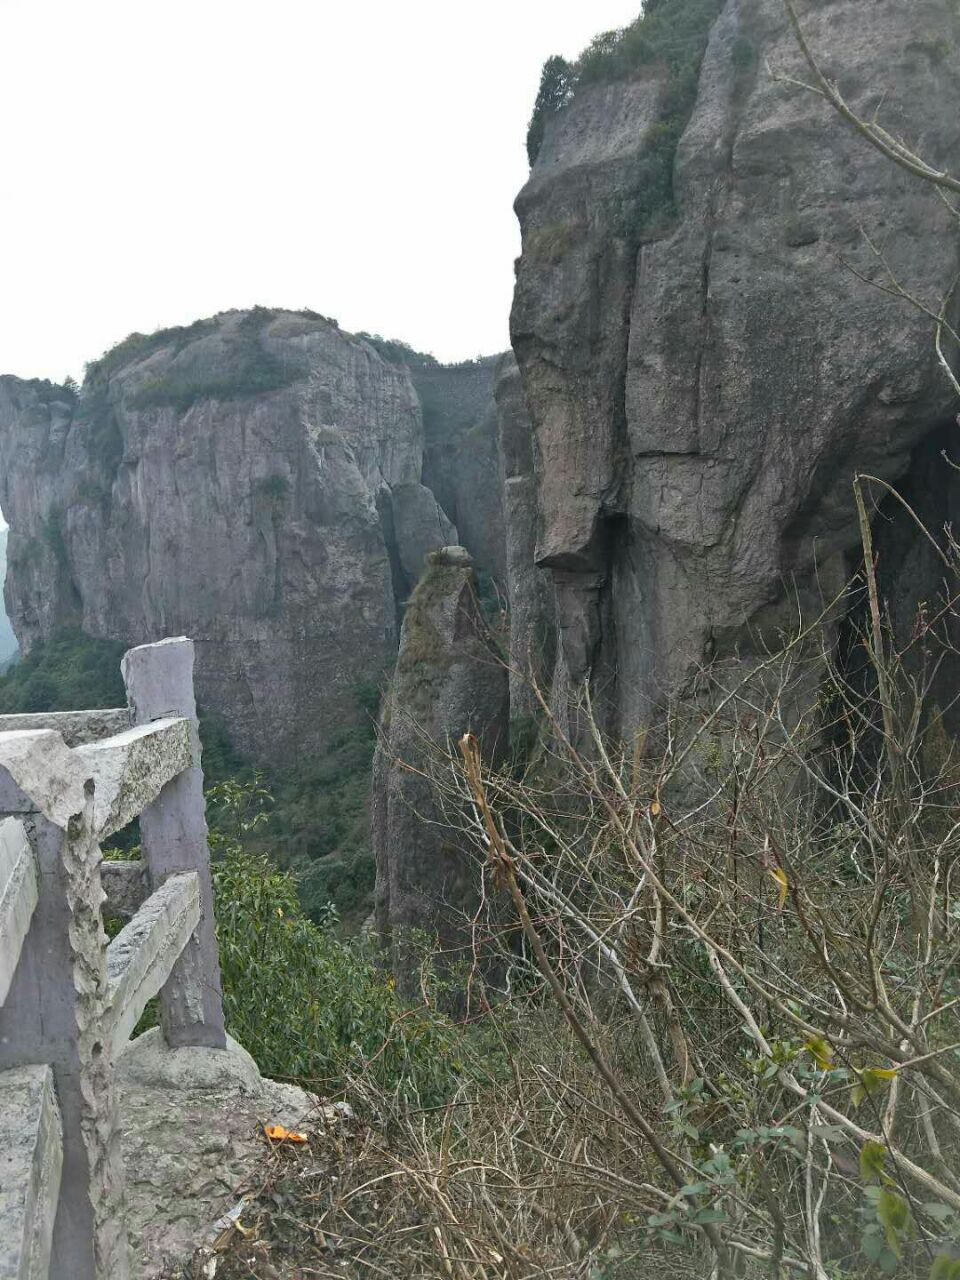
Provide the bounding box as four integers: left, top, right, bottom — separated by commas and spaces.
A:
373, 547, 509, 1002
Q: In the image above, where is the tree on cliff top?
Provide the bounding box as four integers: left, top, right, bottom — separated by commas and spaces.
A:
525, 55, 573, 165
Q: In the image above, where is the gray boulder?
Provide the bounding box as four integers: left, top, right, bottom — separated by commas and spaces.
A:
385, 482, 457, 597
116, 1028, 328, 1278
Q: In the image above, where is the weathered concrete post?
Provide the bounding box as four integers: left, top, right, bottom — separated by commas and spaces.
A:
0, 730, 128, 1279
121, 638, 226, 1049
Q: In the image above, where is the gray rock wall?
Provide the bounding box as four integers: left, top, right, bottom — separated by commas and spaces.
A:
511, 0, 960, 734
413, 361, 507, 582
494, 355, 555, 727
0, 312, 503, 762
0, 532, 17, 664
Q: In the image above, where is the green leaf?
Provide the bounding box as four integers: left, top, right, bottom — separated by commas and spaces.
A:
862, 1231, 884, 1263
877, 1187, 911, 1259
852, 1066, 899, 1107
922, 1202, 955, 1223
860, 1140, 887, 1185
878, 1245, 900, 1275
679, 1183, 708, 1197
930, 1255, 960, 1280
805, 1035, 835, 1070
691, 1207, 727, 1225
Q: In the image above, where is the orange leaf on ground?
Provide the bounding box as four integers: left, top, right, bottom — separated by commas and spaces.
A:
263, 1124, 308, 1143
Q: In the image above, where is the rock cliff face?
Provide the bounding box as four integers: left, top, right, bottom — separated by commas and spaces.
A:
0, 532, 16, 664
372, 546, 508, 997
0, 310, 503, 761
511, 0, 960, 733
414, 360, 507, 582
495, 355, 555, 726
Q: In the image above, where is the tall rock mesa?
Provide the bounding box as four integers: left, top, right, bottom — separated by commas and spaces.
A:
0, 310, 475, 760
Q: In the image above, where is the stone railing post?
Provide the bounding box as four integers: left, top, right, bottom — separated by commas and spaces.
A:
121, 638, 226, 1049
0, 732, 128, 1280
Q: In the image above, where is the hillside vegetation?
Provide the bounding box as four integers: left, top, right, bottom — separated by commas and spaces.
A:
0, 628, 379, 924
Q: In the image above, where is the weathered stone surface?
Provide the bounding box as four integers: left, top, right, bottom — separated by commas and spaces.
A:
0, 729, 89, 829
510, 0, 960, 732
116, 1030, 322, 1279
100, 859, 148, 923
76, 716, 192, 840
0, 530, 17, 666
105, 873, 201, 1056
121, 638, 225, 1051
0, 708, 132, 747
0, 312, 417, 763
0, 1064, 62, 1280
0, 818, 37, 1007
373, 548, 509, 998
0, 804, 129, 1279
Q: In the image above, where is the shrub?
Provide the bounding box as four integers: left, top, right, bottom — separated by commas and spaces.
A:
523, 222, 579, 265
41, 510, 70, 570
84, 309, 298, 415
84, 318, 218, 386
211, 838, 465, 1104
83, 316, 220, 384
264, 707, 380, 927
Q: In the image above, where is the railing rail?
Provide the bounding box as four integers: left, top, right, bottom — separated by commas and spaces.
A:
0, 637, 226, 1280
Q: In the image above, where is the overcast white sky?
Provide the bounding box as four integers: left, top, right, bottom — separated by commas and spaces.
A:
0, 0, 642, 382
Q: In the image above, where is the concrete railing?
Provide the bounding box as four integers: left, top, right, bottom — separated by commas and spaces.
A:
0, 637, 225, 1280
